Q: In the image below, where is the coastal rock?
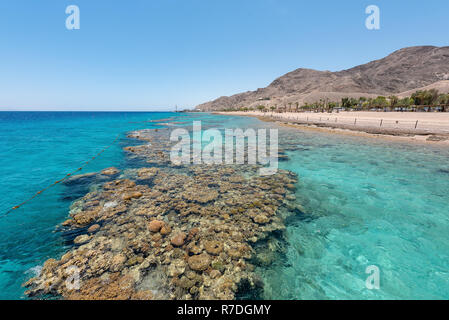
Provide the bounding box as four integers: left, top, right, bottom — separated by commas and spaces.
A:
41, 258, 59, 275
167, 259, 186, 277
188, 244, 203, 255
188, 253, 211, 271
137, 167, 159, 179
132, 290, 153, 300
65, 273, 135, 300
209, 269, 221, 279
110, 254, 127, 272
101, 167, 120, 176
104, 201, 118, 209
204, 240, 223, 255
253, 214, 270, 224
170, 232, 186, 247
182, 187, 218, 204
72, 208, 101, 226
74, 234, 91, 245
190, 286, 199, 295
187, 228, 200, 241
160, 225, 172, 236
177, 276, 195, 290
286, 194, 296, 201
87, 224, 100, 233
126, 255, 143, 267
148, 220, 165, 233
151, 233, 162, 242
122, 191, 143, 201
286, 183, 296, 190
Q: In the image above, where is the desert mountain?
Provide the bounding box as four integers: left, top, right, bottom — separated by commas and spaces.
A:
195, 46, 449, 111
398, 80, 449, 98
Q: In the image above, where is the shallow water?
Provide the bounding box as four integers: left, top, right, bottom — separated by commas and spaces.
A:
0, 112, 182, 299
0, 112, 448, 299
262, 127, 449, 299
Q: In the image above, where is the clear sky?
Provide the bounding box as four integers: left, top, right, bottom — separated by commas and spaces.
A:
0, 0, 448, 111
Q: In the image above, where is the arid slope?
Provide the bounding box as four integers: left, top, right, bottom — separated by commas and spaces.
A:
195, 46, 449, 111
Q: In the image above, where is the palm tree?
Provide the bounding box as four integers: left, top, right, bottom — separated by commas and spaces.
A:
256, 105, 266, 112
389, 95, 399, 109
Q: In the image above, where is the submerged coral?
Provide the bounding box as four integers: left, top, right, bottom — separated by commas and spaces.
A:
24, 126, 300, 300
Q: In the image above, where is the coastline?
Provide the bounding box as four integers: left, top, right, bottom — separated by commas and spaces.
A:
214, 111, 449, 146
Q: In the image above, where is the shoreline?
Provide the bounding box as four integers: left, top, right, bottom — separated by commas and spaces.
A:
215, 111, 449, 146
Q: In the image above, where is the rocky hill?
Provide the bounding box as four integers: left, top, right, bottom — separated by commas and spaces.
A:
195, 46, 449, 111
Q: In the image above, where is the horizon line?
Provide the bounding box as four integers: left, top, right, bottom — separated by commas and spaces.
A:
0, 108, 196, 112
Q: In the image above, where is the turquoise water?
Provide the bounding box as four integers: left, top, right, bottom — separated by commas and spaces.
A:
262, 127, 449, 299
0, 112, 448, 299
0, 112, 181, 299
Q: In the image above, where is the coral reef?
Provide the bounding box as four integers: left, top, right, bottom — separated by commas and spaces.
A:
24, 127, 299, 300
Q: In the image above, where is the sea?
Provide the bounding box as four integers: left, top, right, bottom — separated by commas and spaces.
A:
0, 111, 448, 299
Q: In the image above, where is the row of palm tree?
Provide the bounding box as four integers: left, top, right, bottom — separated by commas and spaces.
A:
225, 89, 449, 113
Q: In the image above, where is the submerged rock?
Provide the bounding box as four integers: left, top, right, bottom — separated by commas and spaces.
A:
170, 232, 186, 247
204, 240, 223, 255
101, 167, 120, 176
253, 214, 270, 224
148, 220, 165, 233
188, 253, 211, 271
167, 259, 186, 277
87, 224, 100, 233
74, 234, 91, 244
122, 191, 143, 201
160, 225, 172, 236
137, 167, 159, 180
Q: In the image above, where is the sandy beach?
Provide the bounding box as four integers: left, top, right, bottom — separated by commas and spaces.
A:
216, 111, 449, 145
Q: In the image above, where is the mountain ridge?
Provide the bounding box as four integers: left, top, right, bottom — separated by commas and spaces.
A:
195, 46, 449, 111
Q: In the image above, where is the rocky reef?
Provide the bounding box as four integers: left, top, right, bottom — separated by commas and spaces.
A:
24, 126, 301, 300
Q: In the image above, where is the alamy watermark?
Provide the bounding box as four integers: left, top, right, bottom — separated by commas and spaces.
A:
66, 5, 80, 30
65, 265, 80, 291
170, 121, 278, 175
63, 5, 380, 31
365, 5, 380, 30
365, 265, 380, 290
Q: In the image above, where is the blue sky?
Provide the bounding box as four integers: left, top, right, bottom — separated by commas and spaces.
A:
0, 0, 448, 111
